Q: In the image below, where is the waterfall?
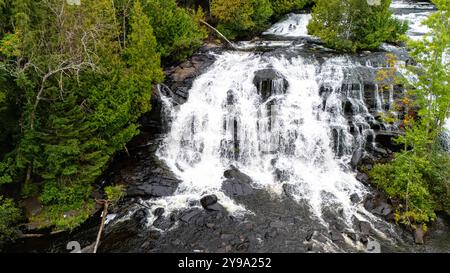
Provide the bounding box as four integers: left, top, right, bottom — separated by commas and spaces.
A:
263, 14, 312, 38
156, 52, 392, 225
147, 0, 437, 248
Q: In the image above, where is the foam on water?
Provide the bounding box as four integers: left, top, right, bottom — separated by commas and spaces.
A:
156, 52, 377, 226
390, 0, 436, 40
263, 14, 312, 37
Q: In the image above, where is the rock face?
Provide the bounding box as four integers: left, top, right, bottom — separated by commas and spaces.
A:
222, 166, 255, 197
253, 68, 289, 101
364, 194, 394, 221
160, 45, 218, 106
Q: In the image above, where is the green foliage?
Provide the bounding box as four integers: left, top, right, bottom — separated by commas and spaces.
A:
270, 0, 312, 18
211, 0, 273, 39
104, 184, 126, 204
307, 0, 407, 52
0, 196, 21, 247
371, 0, 449, 229
0, 0, 164, 232
142, 0, 207, 62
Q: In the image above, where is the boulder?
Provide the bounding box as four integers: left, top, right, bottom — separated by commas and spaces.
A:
350, 193, 361, 204
359, 221, 372, 235
200, 194, 225, 211
126, 179, 179, 198
222, 166, 254, 197
253, 69, 289, 101
351, 148, 364, 168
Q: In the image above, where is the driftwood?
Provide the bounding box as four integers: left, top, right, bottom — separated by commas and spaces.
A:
93, 199, 110, 253
199, 19, 237, 50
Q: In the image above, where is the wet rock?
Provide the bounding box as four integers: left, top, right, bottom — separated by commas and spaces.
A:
132, 209, 148, 227
200, 194, 225, 211
360, 235, 369, 244
351, 148, 364, 168
200, 194, 217, 208
148, 230, 161, 241
179, 209, 201, 223
222, 166, 254, 197
375, 131, 403, 152
154, 207, 165, 217
330, 229, 345, 242
372, 202, 393, 217
126, 179, 179, 198
359, 221, 372, 235
346, 232, 358, 242
305, 230, 315, 241
350, 193, 361, 204
153, 216, 174, 230
253, 69, 289, 101
356, 172, 370, 185
414, 224, 425, 245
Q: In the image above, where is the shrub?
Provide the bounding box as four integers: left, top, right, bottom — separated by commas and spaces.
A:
143, 0, 207, 62
307, 0, 407, 52
0, 196, 21, 247
270, 0, 312, 18
211, 0, 273, 39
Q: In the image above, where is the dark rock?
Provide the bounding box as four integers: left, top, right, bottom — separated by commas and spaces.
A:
360, 235, 369, 244
350, 193, 361, 204
330, 230, 345, 242
347, 232, 358, 242
200, 194, 218, 208
364, 196, 376, 211
148, 230, 161, 240
179, 209, 200, 223
359, 221, 372, 235
356, 172, 370, 185
306, 230, 315, 241
200, 194, 225, 211
253, 69, 289, 101
375, 131, 403, 152
132, 209, 148, 227
126, 179, 179, 198
351, 148, 364, 168
153, 216, 174, 230
222, 166, 254, 197
372, 202, 393, 217
154, 207, 165, 217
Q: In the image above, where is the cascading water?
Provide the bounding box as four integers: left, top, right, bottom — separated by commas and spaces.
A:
263, 14, 312, 37
157, 53, 374, 225
141, 0, 439, 252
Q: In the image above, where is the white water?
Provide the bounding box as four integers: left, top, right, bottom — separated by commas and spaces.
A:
156, 52, 382, 225
391, 0, 436, 40
147, 0, 437, 240
263, 14, 312, 38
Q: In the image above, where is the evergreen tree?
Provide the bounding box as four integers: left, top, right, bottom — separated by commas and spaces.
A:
307, 0, 407, 52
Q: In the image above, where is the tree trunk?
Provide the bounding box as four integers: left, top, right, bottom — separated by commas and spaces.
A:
93, 201, 109, 253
